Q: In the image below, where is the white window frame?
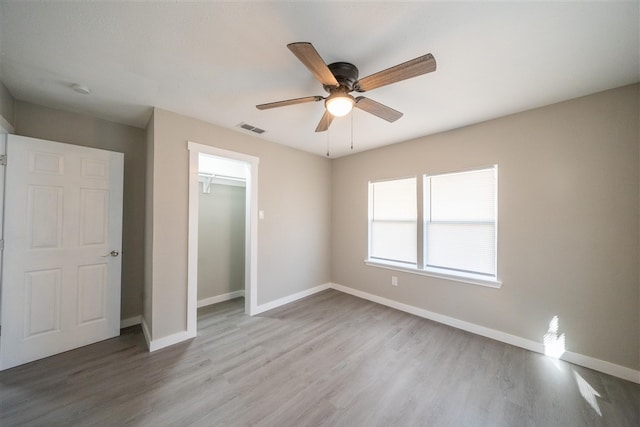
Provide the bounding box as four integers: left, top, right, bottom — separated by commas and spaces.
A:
365, 166, 501, 288
368, 176, 418, 266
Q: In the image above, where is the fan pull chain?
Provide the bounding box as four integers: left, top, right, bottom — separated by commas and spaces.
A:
350, 112, 354, 150
326, 127, 330, 157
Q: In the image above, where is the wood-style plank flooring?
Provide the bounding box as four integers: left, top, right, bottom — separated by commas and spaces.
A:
1, 289, 638, 426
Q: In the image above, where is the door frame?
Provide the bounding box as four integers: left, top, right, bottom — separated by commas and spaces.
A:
0, 120, 12, 327
187, 141, 259, 336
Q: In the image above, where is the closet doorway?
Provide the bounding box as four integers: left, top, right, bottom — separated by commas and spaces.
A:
197, 156, 246, 307
187, 142, 259, 338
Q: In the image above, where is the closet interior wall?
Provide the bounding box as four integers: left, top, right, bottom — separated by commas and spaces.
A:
197, 175, 246, 306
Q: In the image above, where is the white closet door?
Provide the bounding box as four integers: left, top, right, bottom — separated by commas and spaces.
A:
0, 135, 123, 370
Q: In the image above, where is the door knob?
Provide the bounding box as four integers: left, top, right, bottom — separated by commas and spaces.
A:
102, 250, 120, 257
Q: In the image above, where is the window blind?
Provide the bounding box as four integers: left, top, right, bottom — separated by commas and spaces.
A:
370, 177, 417, 264
424, 167, 497, 276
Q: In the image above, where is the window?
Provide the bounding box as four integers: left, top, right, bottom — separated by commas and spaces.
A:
424, 167, 497, 278
369, 177, 417, 265
367, 166, 498, 286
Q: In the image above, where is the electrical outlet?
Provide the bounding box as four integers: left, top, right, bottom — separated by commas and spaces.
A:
391, 276, 398, 286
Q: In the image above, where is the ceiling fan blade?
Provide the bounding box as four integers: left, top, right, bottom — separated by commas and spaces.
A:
288, 42, 339, 88
315, 110, 334, 132
355, 53, 436, 92
355, 97, 403, 122
256, 96, 323, 110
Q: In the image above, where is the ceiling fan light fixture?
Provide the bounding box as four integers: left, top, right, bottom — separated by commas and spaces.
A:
325, 92, 354, 117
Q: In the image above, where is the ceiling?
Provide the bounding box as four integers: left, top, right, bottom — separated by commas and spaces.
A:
0, 2, 638, 158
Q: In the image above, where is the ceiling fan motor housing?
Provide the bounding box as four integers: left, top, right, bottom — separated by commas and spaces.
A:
324, 62, 359, 92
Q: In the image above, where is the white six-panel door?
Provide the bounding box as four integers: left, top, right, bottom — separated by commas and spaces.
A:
0, 135, 123, 370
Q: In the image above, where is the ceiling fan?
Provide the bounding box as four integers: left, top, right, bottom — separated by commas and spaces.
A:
256, 42, 436, 132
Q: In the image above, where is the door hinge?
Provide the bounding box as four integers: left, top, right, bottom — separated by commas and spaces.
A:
0, 239, 4, 251
0, 154, 6, 166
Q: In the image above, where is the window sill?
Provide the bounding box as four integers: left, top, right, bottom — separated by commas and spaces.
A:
364, 259, 502, 289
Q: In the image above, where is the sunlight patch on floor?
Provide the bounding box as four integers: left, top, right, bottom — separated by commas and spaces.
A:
573, 370, 603, 416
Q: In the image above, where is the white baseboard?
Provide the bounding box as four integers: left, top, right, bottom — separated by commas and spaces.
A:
560, 350, 640, 384
148, 328, 196, 352
120, 315, 141, 329
328, 282, 640, 384
139, 316, 196, 353
140, 317, 152, 351
253, 283, 331, 315
142, 313, 196, 352
197, 290, 244, 308
140, 312, 196, 353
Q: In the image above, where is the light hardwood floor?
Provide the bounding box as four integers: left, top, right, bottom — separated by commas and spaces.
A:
1, 289, 638, 426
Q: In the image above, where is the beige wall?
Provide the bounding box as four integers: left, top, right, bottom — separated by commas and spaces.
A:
198, 182, 245, 300
14, 101, 147, 321
148, 108, 332, 339
332, 84, 640, 370
0, 81, 14, 127
7, 82, 637, 372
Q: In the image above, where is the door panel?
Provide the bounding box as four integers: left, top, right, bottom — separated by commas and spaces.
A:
0, 135, 123, 370
77, 264, 107, 324
30, 150, 64, 175
80, 189, 109, 245
28, 185, 64, 249
24, 269, 61, 337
